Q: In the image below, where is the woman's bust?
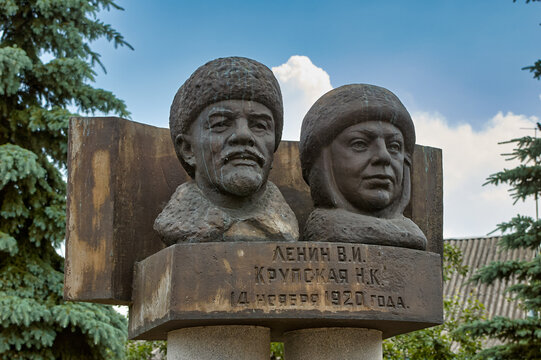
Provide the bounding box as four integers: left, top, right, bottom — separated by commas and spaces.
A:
299, 84, 427, 250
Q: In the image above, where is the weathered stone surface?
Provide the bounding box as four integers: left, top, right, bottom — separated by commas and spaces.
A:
169, 57, 284, 176
300, 84, 428, 250
284, 328, 382, 360
64, 117, 177, 304
64, 117, 441, 304
128, 242, 443, 340
162, 57, 299, 246
154, 181, 298, 244
406, 145, 443, 255
167, 326, 270, 360
303, 208, 426, 250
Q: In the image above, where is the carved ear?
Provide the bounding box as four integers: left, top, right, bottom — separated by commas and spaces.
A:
176, 134, 195, 167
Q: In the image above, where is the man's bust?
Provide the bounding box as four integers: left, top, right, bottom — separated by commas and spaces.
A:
299, 84, 426, 250
155, 57, 299, 245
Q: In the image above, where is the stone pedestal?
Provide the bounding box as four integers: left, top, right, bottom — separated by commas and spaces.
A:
284, 328, 382, 360
129, 242, 442, 340
167, 326, 270, 360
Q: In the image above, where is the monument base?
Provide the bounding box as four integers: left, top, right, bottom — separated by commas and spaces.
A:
167, 326, 269, 360
129, 241, 443, 340
284, 328, 382, 360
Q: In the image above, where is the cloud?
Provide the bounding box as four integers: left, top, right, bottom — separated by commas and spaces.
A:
272, 56, 332, 140
273, 55, 538, 238
413, 111, 538, 238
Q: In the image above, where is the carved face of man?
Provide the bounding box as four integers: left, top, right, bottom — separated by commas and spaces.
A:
180, 99, 275, 197
329, 120, 405, 214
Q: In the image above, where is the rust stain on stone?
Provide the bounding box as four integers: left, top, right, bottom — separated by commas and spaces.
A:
72, 237, 110, 296
91, 150, 110, 226
222, 259, 233, 274
64, 188, 81, 299
141, 265, 171, 329
65, 121, 112, 300
65, 203, 110, 299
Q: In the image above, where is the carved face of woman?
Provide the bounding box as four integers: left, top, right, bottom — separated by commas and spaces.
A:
329, 121, 404, 214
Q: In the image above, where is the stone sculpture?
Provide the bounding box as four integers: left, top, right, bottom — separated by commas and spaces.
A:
154, 57, 299, 245
300, 84, 427, 250
65, 68, 444, 360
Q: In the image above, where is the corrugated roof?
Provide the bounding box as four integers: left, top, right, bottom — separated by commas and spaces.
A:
444, 236, 535, 320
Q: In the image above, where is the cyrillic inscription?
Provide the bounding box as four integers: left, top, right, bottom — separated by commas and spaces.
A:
230, 245, 408, 311
129, 242, 443, 340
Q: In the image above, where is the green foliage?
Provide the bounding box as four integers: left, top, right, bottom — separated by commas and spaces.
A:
457, 136, 541, 359
484, 136, 541, 204
126, 340, 167, 360
513, 0, 541, 79
443, 241, 469, 281
383, 243, 486, 359
270, 342, 284, 360
0, 0, 132, 358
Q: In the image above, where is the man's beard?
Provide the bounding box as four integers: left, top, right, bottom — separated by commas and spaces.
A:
219, 168, 265, 197
216, 146, 268, 197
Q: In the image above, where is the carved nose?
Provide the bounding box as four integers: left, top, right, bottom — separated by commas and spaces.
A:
371, 139, 391, 165
228, 119, 255, 147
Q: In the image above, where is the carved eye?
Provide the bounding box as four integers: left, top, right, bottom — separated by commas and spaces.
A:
208, 115, 230, 132
252, 121, 268, 132
388, 141, 402, 154
250, 117, 271, 133
350, 139, 368, 151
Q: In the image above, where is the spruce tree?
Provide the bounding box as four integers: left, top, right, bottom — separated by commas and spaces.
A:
457, 134, 541, 359
0, 1, 132, 358
515, 0, 541, 79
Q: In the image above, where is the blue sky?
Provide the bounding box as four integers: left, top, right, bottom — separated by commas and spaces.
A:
94, 0, 540, 130
88, 1, 540, 237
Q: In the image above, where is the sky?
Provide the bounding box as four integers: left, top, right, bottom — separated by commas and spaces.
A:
87, 0, 541, 239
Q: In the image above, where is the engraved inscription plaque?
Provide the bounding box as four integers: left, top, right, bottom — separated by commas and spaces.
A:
129, 242, 442, 340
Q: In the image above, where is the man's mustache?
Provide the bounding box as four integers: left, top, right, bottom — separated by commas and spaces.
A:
222, 147, 266, 166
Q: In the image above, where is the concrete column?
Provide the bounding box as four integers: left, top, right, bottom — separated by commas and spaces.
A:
167, 325, 270, 360
284, 328, 382, 360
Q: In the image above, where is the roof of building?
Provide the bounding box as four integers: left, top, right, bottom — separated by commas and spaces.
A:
444, 236, 535, 320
